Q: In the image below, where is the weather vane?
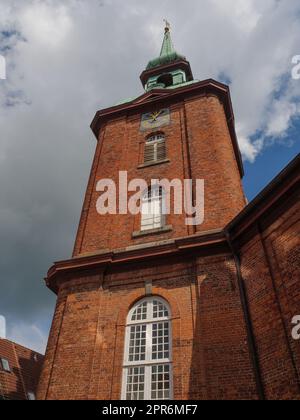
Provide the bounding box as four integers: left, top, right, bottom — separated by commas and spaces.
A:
164, 19, 171, 32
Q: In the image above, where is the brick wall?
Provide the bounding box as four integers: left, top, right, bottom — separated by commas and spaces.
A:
38, 178, 300, 400
239, 189, 300, 399
38, 254, 257, 400
73, 93, 246, 257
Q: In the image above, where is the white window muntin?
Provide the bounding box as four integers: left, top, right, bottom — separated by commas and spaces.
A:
122, 364, 173, 400
127, 297, 170, 325
122, 297, 173, 400
124, 297, 172, 367
123, 322, 171, 367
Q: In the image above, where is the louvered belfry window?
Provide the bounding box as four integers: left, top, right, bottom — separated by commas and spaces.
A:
144, 134, 166, 164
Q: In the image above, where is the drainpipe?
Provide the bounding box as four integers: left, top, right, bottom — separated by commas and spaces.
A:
257, 222, 300, 391
225, 230, 265, 400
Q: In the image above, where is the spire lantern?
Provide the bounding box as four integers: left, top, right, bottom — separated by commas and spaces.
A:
141, 21, 194, 91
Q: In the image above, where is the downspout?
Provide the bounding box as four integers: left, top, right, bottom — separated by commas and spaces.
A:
225, 230, 265, 400
257, 222, 300, 391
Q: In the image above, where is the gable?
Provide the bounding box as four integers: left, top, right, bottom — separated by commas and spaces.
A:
132, 89, 171, 105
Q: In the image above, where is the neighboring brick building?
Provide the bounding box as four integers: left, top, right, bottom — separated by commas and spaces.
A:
0, 338, 44, 400
37, 25, 300, 400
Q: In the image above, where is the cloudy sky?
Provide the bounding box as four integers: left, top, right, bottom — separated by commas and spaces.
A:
0, 0, 299, 353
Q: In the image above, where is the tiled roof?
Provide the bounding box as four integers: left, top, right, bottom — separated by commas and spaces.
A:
0, 338, 44, 400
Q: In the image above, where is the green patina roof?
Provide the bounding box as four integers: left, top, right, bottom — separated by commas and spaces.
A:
115, 80, 199, 106
146, 27, 186, 70
115, 24, 194, 106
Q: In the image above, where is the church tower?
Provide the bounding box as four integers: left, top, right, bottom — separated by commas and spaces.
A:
37, 25, 260, 401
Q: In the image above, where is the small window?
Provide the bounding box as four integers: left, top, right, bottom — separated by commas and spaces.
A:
144, 134, 166, 164
1, 358, 11, 372
27, 392, 36, 400
141, 186, 165, 232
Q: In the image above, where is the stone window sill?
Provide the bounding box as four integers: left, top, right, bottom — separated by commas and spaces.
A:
138, 159, 170, 169
132, 225, 173, 239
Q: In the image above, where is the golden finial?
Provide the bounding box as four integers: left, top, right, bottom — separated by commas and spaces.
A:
164, 19, 171, 33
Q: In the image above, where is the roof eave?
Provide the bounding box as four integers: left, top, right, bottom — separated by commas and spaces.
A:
46, 229, 226, 294
45, 154, 300, 295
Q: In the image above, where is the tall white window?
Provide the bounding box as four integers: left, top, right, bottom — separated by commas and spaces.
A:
141, 186, 165, 231
144, 134, 166, 164
122, 297, 172, 400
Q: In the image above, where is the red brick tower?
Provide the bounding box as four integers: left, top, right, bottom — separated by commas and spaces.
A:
72, 27, 246, 256
38, 25, 262, 401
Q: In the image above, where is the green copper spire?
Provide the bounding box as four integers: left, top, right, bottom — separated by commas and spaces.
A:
160, 20, 175, 56
146, 21, 186, 70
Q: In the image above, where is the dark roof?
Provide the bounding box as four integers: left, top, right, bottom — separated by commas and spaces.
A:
0, 338, 44, 400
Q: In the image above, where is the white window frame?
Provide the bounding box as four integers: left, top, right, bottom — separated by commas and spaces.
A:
121, 297, 173, 400
141, 186, 166, 232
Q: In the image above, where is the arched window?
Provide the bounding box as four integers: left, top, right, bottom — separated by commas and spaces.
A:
141, 185, 165, 232
122, 297, 172, 400
144, 133, 166, 164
